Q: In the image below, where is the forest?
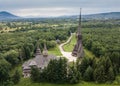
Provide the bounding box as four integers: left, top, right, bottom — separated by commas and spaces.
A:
0, 18, 120, 86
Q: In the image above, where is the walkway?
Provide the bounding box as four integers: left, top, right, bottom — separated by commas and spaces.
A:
59, 33, 77, 62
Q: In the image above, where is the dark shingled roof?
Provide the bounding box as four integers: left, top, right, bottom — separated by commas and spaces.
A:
22, 44, 57, 69
22, 54, 57, 69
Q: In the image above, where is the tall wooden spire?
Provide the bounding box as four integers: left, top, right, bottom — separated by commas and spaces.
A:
78, 8, 81, 35
36, 41, 41, 55
72, 8, 84, 58
43, 43, 48, 57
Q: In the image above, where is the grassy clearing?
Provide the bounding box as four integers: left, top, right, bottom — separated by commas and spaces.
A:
48, 45, 62, 56
63, 34, 76, 52
84, 48, 95, 58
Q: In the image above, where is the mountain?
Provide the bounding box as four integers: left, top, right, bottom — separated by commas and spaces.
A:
0, 11, 120, 21
0, 11, 20, 20
59, 12, 120, 20
83, 12, 120, 20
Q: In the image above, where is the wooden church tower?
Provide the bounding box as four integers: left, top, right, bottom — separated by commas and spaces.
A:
72, 8, 84, 58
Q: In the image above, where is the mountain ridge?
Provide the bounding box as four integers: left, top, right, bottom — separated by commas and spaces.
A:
0, 11, 120, 20
82, 12, 120, 19
0, 11, 20, 20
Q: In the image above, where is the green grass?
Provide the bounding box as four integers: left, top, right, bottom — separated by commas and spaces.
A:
84, 48, 95, 58
48, 45, 62, 56
15, 78, 119, 86
63, 34, 76, 52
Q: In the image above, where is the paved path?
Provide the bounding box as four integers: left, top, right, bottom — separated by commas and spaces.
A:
59, 33, 77, 62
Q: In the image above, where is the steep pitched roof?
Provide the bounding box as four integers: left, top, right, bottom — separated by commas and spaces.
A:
22, 44, 57, 70
35, 44, 41, 55
43, 43, 48, 57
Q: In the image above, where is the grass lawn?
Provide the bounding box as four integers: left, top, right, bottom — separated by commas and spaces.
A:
63, 34, 76, 52
15, 78, 119, 86
48, 45, 62, 56
84, 48, 95, 58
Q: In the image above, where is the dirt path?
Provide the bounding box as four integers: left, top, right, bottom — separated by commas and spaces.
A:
59, 33, 77, 62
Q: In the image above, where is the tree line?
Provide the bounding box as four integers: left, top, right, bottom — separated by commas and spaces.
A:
30, 55, 118, 84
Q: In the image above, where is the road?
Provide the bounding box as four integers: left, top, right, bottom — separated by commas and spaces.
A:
59, 33, 77, 62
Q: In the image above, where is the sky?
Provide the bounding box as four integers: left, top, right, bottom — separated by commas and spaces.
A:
0, 0, 120, 17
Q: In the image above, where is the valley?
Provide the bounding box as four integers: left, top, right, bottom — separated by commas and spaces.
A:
0, 16, 120, 86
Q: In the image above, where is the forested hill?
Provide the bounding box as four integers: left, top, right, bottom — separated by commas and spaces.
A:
0, 11, 120, 20
60, 12, 120, 20
0, 11, 20, 20
83, 12, 120, 20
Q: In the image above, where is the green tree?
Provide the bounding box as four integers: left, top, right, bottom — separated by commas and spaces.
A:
77, 57, 92, 76
25, 46, 31, 59
31, 67, 40, 82
108, 67, 115, 81
12, 70, 20, 84
21, 45, 31, 60
45, 58, 68, 83
94, 57, 115, 83
83, 66, 93, 81
94, 65, 106, 83
0, 56, 11, 85
67, 63, 81, 84
5, 50, 19, 66
110, 52, 120, 74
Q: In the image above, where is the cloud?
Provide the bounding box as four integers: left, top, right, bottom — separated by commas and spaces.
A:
0, 0, 120, 17
12, 7, 79, 17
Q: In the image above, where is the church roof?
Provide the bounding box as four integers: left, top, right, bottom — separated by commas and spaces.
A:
29, 60, 37, 66
35, 45, 41, 55
23, 54, 57, 69
22, 43, 57, 70
23, 66, 31, 70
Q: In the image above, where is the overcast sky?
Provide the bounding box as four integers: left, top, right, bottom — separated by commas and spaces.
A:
0, 0, 120, 17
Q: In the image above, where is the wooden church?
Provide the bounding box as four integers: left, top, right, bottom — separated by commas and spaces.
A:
72, 8, 84, 58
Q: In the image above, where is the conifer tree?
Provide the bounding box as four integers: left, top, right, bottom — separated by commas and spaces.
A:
67, 62, 81, 84
31, 67, 40, 82
0, 57, 11, 86
12, 70, 20, 84
83, 66, 93, 81
94, 65, 106, 83
94, 57, 115, 83
78, 57, 90, 76
107, 67, 115, 81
